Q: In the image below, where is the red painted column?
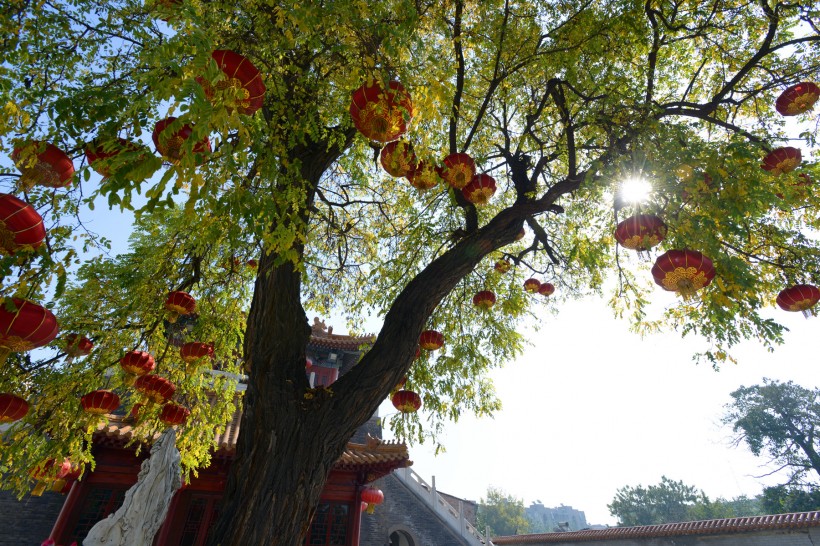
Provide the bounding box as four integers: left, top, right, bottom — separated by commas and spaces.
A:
48, 478, 87, 541
350, 484, 362, 546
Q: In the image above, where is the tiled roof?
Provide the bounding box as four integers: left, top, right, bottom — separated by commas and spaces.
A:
492, 512, 820, 544
308, 331, 376, 351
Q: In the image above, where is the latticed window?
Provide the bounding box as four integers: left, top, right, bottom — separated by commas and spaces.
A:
306, 502, 350, 545
69, 486, 127, 543
176, 494, 221, 546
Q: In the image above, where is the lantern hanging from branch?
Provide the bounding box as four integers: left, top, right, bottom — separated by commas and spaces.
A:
164, 291, 196, 323
441, 153, 476, 190
159, 403, 190, 426
651, 249, 715, 297
494, 260, 512, 273
349, 80, 413, 143
84, 138, 145, 178
462, 174, 497, 205
152, 117, 211, 165
523, 278, 541, 293
120, 350, 156, 385
761, 147, 802, 175
380, 140, 417, 177
361, 487, 384, 514
776, 284, 820, 317
134, 374, 176, 403
406, 161, 442, 190
0, 298, 59, 364
418, 330, 444, 351
180, 341, 214, 371
0, 194, 46, 255
391, 389, 422, 413
11, 142, 75, 189
614, 214, 667, 251
130, 402, 146, 420
80, 390, 120, 415
473, 290, 496, 309
538, 282, 555, 297
30, 458, 73, 497
775, 82, 820, 116
197, 50, 266, 116
64, 334, 93, 358
0, 393, 29, 423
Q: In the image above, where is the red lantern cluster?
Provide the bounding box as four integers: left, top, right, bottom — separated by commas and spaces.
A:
462, 173, 497, 205
391, 389, 421, 413
380, 140, 417, 177
614, 214, 667, 251
12, 142, 75, 189
419, 330, 444, 351
776, 82, 819, 116
164, 291, 196, 323
159, 402, 190, 426
361, 487, 384, 514
64, 334, 93, 357
523, 278, 541, 293
152, 117, 211, 165
134, 374, 176, 403
651, 249, 715, 297
0, 194, 46, 255
762, 147, 801, 176
120, 350, 156, 384
538, 282, 555, 297
473, 290, 496, 309
80, 390, 120, 415
180, 341, 214, 365
407, 162, 442, 190
776, 284, 820, 313
0, 298, 59, 362
0, 393, 29, 423
441, 153, 476, 190
349, 81, 413, 143
197, 50, 266, 116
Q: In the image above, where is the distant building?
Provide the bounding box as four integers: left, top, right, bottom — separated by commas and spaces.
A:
526, 502, 588, 533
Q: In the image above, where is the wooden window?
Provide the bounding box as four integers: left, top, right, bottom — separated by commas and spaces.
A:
67, 486, 127, 544
172, 493, 221, 546
305, 502, 350, 545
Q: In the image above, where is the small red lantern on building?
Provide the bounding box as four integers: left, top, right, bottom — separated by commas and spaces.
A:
0, 393, 29, 423
349, 80, 413, 143
165, 291, 196, 323
462, 174, 497, 205
441, 153, 476, 190
494, 260, 512, 273
473, 290, 496, 309
120, 350, 156, 385
761, 147, 801, 176
538, 282, 555, 297
159, 402, 190, 426
380, 140, 417, 177
651, 249, 715, 297
64, 334, 93, 358
406, 161, 442, 190
391, 389, 422, 413
180, 341, 214, 370
614, 214, 667, 251
80, 389, 120, 415
523, 278, 541, 293
775, 82, 820, 116
0, 298, 59, 364
776, 284, 820, 316
134, 374, 176, 403
0, 194, 46, 255
361, 487, 384, 514
12, 142, 75, 189
419, 330, 444, 351
152, 117, 211, 165
85, 138, 145, 178
197, 50, 266, 116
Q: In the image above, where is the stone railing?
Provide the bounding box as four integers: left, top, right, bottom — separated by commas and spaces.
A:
394, 466, 493, 546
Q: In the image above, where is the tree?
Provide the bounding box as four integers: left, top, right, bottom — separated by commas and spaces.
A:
608, 476, 703, 526
476, 486, 530, 537
724, 379, 820, 485
760, 485, 820, 513
1, 1, 818, 544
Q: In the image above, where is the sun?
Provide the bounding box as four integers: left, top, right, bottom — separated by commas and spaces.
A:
618, 177, 652, 204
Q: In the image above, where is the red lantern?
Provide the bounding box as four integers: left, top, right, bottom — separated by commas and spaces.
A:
762, 147, 801, 175
380, 140, 417, 177
30, 458, 73, 496
413, 346, 420, 360
776, 173, 813, 200
776, 284, 820, 314
441, 153, 476, 190
197, 50, 266, 116
159, 403, 190, 426
538, 282, 555, 297
0, 298, 59, 363
0, 393, 29, 423
0, 194, 46, 255
494, 260, 511, 273
180, 341, 214, 364
406, 161, 442, 190
247, 258, 258, 268
473, 291, 496, 309
462, 174, 497, 205
12, 142, 75, 189
164, 291, 196, 323
515, 228, 525, 241
130, 402, 145, 420
120, 350, 155, 384
64, 334, 93, 357
349, 81, 413, 143
651, 249, 715, 297
523, 278, 541, 293
776, 82, 820, 116
84, 138, 145, 177
152, 117, 211, 165
391, 389, 421, 413
614, 214, 667, 251
134, 374, 176, 403
80, 389, 120, 415
361, 487, 384, 514
419, 330, 444, 351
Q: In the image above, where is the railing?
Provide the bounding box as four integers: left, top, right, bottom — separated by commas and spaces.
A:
394, 466, 493, 546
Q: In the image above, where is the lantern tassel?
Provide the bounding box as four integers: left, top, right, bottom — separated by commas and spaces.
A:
366, 503, 375, 514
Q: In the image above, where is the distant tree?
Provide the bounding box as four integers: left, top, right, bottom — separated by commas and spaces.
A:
760, 485, 820, 514
686, 494, 764, 520
608, 476, 706, 526
724, 379, 820, 485
477, 486, 530, 537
